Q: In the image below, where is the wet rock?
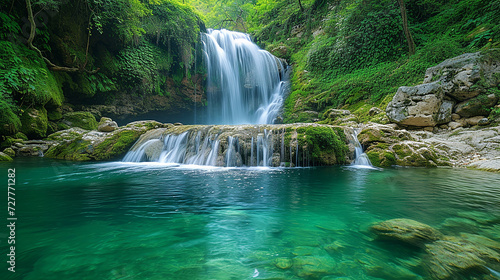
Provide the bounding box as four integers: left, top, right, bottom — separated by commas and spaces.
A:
0, 152, 13, 161
3, 148, 15, 158
424, 235, 500, 280
467, 159, 500, 172
274, 258, 293, 269
98, 117, 118, 132
371, 218, 442, 247
45, 120, 163, 161
292, 255, 338, 279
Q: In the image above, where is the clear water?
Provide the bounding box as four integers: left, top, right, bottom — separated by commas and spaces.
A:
3, 158, 500, 280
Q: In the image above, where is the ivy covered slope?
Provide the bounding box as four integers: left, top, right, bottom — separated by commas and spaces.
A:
0, 0, 205, 140
246, 0, 500, 123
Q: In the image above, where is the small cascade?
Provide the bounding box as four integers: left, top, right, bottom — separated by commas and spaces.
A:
351, 130, 373, 167
202, 29, 290, 125
123, 125, 354, 168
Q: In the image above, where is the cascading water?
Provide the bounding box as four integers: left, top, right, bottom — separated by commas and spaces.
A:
351, 130, 373, 167
122, 125, 354, 168
202, 29, 289, 125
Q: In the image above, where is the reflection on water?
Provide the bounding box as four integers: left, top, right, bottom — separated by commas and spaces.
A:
2, 158, 500, 280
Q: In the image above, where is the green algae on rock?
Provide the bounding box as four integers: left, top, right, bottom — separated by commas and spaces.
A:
45, 120, 164, 161
370, 218, 443, 247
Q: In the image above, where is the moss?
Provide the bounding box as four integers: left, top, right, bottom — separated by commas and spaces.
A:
47, 109, 63, 121
367, 149, 396, 167
92, 130, 144, 160
44, 136, 92, 161
392, 143, 413, 158
358, 128, 383, 144
19, 106, 48, 139
0, 152, 13, 162
14, 132, 28, 141
1, 137, 23, 149
62, 112, 98, 130
296, 126, 349, 165
3, 148, 15, 158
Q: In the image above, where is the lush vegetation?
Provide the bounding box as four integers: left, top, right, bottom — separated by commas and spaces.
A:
1, 0, 204, 138
1, 0, 499, 142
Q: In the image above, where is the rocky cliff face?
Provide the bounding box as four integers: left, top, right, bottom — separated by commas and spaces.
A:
386, 50, 500, 129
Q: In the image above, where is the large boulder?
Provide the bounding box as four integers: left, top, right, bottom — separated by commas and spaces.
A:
386, 82, 453, 127
387, 50, 500, 127
370, 218, 443, 247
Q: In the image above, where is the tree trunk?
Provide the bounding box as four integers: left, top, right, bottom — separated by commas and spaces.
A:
397, 0, 415, 55
298, 0, 304, 12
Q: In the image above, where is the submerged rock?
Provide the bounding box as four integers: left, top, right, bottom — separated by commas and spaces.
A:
292, 255, 338, 279
424, 235, 500, 279
370, 218, 442, 247
274, 258, 293, 270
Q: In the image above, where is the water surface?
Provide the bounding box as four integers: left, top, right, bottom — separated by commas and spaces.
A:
2, 158, 500, 279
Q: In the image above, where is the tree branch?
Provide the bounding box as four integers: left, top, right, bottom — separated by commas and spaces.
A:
25, 0, 99, 74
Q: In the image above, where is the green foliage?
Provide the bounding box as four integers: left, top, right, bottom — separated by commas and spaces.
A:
117, 41, 171, 95
88, 0, 150, 44
296, 126, 348, 164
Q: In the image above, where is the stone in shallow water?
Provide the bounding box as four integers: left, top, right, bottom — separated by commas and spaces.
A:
274, 258, 293, 270
370, 218, 442, 247
457, 211, 500, 225
357, 253, 420, 280
292, 255, 338, 279
423, 235, 500, 279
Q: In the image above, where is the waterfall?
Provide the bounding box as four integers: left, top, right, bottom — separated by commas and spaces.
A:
351, 130, 373, 167
202, 29, 289, 125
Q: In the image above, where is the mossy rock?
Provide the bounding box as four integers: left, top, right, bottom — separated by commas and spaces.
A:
92, 129, 145, 160
47, 121, 59, 135
44, 136, 93, 161
296, 126, 349, 165
292, 255, 338, 279
274, 258, 293, 270
371, 218, 443, 247
14, 132, 28, 141
47, 108, 63, 121
0, 152, 13, 162
3, 148, 15, 158
366, 148, 396, 167
1, 137, 24, 149
357, 128, 383, 146
62, 111, 98, 130
20, 106, 48, 139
